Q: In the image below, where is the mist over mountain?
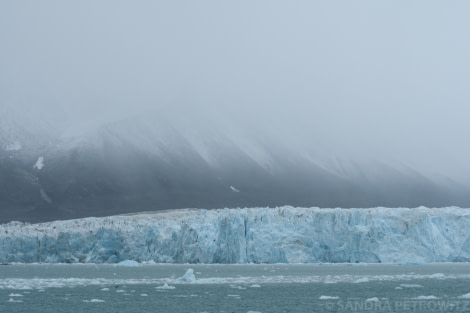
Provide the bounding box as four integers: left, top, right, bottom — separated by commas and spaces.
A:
1, 105, 469, 223
2, 2, 470, 223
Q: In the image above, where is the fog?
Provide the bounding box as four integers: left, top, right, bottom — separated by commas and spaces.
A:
2, 1, 470, 182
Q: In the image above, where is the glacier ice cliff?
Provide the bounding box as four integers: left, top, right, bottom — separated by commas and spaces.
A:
1, 206, 470, 264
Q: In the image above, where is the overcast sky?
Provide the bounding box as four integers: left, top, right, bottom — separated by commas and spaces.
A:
1, 1, 470, 180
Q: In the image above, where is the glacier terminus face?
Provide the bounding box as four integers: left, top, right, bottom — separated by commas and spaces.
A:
1, 206, 469, 264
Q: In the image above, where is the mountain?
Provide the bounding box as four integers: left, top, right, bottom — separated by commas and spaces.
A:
1, 106, 469, 223
2, 206, 470, 263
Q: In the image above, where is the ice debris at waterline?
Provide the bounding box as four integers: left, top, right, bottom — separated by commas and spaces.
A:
1, 206, 470, 264
116, 260, 141, 267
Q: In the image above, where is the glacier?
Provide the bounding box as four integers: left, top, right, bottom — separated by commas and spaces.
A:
1, 206, 470, 264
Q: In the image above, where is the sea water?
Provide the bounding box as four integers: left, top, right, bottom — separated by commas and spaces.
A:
1, 263, 470, 312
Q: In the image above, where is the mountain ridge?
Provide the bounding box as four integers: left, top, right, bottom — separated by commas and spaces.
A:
1, 108, 469, 223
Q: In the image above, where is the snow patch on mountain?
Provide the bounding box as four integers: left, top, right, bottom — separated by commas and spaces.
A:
33, 157, 44, 170
230, 186, 240, 192
4, 141, 22, 152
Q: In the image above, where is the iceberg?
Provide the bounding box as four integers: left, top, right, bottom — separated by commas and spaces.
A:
1, 206, 470, 264
177, 269, 196, 282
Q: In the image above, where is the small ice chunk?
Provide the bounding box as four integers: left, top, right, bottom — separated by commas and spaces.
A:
400, 284, 423, 288
100, 288, 110, 291
144, 260, 157, 265
116, 260, 141, 267
430, 273, 445, 279
156, 283, 175, 290
8, 293, 23, 297
33, 157, 44, 170
177, 269, 196, 282
8, 298, 23, 303
458, 293, 470, 299
354, 277, 369, 283
414, 295, 438, 300
366, 297, 379, 302
250, 285, 261, 288
319, 295, 339, 300
140, 294, 148, 297
83, 299, 105, 303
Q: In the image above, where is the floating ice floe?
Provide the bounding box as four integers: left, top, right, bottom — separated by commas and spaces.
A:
354, 277, 369, 283
319, 295, 339, 300
458, 293, 470, 299
83, 299, 105, 303
177, 269, 196, 282
414, 295, 438, 300
429, 273, 445, 279
366, 297, 380, 302
0, 272, 469, 291
399, 284, 423, 288
156, 283, 175, 290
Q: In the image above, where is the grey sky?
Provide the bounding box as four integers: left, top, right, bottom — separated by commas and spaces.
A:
1, 1, 470, 180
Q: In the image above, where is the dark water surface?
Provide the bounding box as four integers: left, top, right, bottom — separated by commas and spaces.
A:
1, 263, 470, 312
